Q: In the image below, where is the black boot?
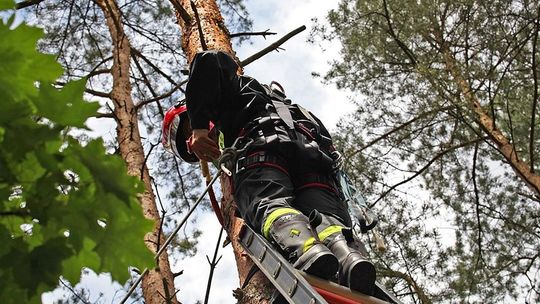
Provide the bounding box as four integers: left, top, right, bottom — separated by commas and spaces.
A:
325, 233, 376, 295
267, 212, 339, 280
315, 214, 376, 295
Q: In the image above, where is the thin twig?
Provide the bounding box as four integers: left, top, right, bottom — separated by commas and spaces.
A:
530, 6, 540, 173
59, 278, 90, 304
134, 79, 187, 110
191, 0, 208, 51
15, 0, 45, 9
131, 48, 179, 87
240, 25, 306, 67
170, 0, 192, 24
370, 139, 483, 208
472, 142, 484, 271
204, 227, 224, 304
230, 29, 276, 39
56, 0, 76, 61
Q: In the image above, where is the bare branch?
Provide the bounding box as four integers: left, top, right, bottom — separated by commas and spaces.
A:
230, 29, 276, 39
131, 48, 179, 86
382, 0, 417, 66
530, 7, 540, 173
204, 228, 224, 304
347, 106, 455, 160
240, 25, 306, 67
55, 81, 111, 98
59, 278, 90, 304
370, 138, 483, 208
190, 0, 208, 50
85, 88, 111, 98
170, 0, 192, 24
56, 0, 76, 61
472, 142, 485, 272
134, 79, 187, 110
15, 0, 45, 10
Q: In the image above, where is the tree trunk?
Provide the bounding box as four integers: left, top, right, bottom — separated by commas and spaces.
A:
442, 47, 540, 197
170, 0, 274, 302
93, 1, 180, 303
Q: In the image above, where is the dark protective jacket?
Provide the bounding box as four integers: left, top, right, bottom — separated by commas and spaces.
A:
186, 50, 336, 171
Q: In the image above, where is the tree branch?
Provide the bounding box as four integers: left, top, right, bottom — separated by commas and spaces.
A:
230, 29, 276, 39
190, 0, 208, 51
15, 0, 45, 10
0, 210, 30, 217
378, 269, 431, 304
347, 106, 455, 160
382, 0, 417, 66
134, 79, 187, 110
240, 25, 306, 67
530, 6, 540, 173
170, 0, 192, 24
472, 142, 485, 271
59, 278, 90, 304
131, 48, 179, 86
370, 138, 483, 208
204, 227, 224, 304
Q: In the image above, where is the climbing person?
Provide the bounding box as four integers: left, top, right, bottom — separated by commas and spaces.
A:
162, 50, 376, 294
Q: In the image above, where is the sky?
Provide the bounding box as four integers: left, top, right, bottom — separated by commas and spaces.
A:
41, 1, 355, 303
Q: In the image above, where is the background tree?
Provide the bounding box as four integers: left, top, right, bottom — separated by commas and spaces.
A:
0, 3, 154, 303
314, 0, 540, 303
13, 0, 255, 302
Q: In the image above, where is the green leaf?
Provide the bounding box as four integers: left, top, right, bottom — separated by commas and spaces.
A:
0, 21, 62, 102
0, 0, 13, 10
61, 238, 100, 284
34, 79, 100, 128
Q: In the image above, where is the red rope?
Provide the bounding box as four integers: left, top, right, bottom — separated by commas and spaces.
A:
206, 180, 224, 227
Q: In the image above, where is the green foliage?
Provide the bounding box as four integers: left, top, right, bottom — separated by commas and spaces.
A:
0, 8, 154, 303
315, 0, 540, 303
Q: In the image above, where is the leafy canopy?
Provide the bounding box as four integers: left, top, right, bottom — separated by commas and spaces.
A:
315, 0, 540, 303
0, 2, 154, 303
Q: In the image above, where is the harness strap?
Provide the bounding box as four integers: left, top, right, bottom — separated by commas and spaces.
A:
273, 100, 295, 131
295, 174, 339, 194
236, 151, 289, 175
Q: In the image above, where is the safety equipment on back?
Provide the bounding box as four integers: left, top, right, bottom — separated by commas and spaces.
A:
263, 208, 339, 280
162, 102, 215, 163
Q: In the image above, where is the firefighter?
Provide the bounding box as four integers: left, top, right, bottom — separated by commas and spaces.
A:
162, 51, 376, 294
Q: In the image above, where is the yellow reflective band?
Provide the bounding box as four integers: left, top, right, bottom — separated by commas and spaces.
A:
290, 229, 300, 237
303, 237, 316, 253
318, 225, 343, 242
218, 131, 225, 150
263, 208, 301, 239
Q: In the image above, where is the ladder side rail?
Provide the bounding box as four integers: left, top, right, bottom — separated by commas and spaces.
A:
239, 225, 329, 304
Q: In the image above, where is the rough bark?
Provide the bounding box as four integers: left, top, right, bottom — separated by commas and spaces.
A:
170, 0, 274, 302
93, 1, 180, 303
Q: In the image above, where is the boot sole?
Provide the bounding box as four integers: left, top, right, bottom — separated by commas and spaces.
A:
347, 260, 376, 295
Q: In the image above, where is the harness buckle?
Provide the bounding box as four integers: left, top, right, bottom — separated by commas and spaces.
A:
235, 155, 246, 174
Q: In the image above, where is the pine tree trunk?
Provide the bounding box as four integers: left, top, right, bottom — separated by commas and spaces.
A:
93, 1, 180, 303
442, 47, 540, 197
170, 0, 274, 302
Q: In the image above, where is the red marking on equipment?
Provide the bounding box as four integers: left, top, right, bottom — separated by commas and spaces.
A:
315, 286, 366, 304
246, 163, 290, 176
297, 182, 337, 194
